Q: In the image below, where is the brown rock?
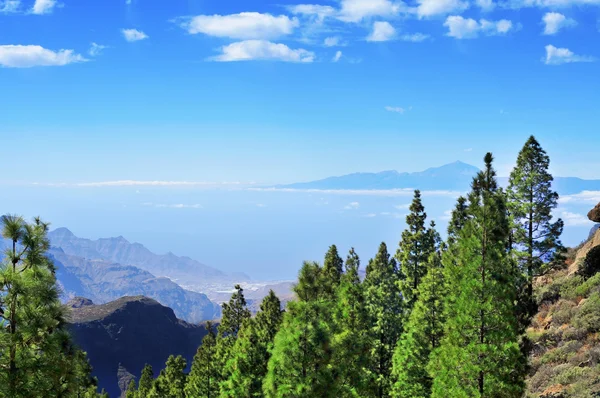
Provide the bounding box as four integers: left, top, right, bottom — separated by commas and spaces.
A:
588, 202, 600, 223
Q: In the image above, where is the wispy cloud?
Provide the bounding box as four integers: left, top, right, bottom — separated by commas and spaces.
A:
250, 187, 462, 197
363, 213, 377, 218
0, 0, 20, 13
417, 0, 468, 18
0, 45, 86, 68
332, 50, 342, 62
344, 201, 360, 209
32, 0, 58, 14
324, 36, 342, 47
211, 40, 315, 62
34, 180, 253, 187
181, 12, 298, 40
385, 106, 412, 114
367, 21, 396, 42
559, 191, 600, 204
395, 203, 411, 210
445, 16, 513, 39
122, 28, 148, 42
561, 211, 590, 226
338, 0, 402, 22
464, 148, 473, 152
400, 33, 430, 42
143, 202, 203, 209
542, 12, 576, 35
544, 44, 594, 65
88, 43, 108, 57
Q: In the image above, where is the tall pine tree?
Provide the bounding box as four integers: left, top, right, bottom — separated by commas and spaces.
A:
507, 135, 565, 320
331, 248, 372, 397
322, 244, 344, 299
364, 242, 403, 398
185, 322, 219, 398
429, 153, 525, 398
391, 251, 446, 398
137, 364, 154, 398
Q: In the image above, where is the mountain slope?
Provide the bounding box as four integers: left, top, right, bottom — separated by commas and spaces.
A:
279, 161, 480, 191
49, 228, 248, 286
527, 225, 600, 397
67, 296, 209, 398
52, 248, 221, 322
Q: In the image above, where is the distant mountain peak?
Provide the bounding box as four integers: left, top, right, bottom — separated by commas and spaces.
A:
52, 227, 75, 238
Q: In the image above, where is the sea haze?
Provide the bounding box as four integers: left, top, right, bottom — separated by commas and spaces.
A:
1, 167, 597, 280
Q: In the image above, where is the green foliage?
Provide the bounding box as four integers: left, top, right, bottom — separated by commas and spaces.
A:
0, 215, 101, 397
126, 379, 137, 398
220, 291, 283, 397
185, 322, 219, 398
573, 292, 600, 332
429, 154, 525, 398
137, 364, 154, 398
364, 242, 403, 398
397, 190, 439, 317
331, 248, 372, 397
579, 246, 600, 280
392, 251, 446, 398
507, 135, 565, 322
150, 355, 187, 398
322, 244, 344, 299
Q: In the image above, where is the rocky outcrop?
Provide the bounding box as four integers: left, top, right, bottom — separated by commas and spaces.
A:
68, 296, 210, 398
568, 228, 600, 275
588, 202, 600, 223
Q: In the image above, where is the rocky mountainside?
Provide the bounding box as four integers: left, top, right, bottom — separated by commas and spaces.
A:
67, 296, 210, 398
52, 248, 220, 322
49, 227, 248, 286
526, 204, 600, 397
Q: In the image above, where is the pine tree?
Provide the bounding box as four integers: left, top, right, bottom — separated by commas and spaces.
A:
137, 364, 154, 398
162, 355, 187, 398
391, 251, 445, 398
0, 215, 99, 397
429, 153, 525, 398
364, 242, 403, 398
397, 190, 436, 315
331, 248, 372, 397
447, 196, 469, 245
263, 261, 334, 397
507, 135, 565, 320
126, 379, 137, 398
220, 291, 283, 398
186, 322, 219, 398
322, 244, 344, 298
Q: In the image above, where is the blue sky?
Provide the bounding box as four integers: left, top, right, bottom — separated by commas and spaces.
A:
0, 0, 599, 185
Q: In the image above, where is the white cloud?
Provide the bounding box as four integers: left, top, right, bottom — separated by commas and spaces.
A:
249, 187, 462, 198
544, 44, 594, 65
561, 211, 590, 226
0, 0, 20, 13
509, 0, 600, 9
88, 43, 108, 57
476, 0, 496, 11
440, 209, 453, 220
464, 148, 473, 152
367, 21, 396, 41
400, 33, 430, 42
32, 0, 57, 14
559, 191, 600, 204
289, 4, 336, 21
363, 213, 377, 218
143, 203, 203, 209
0, 45, 86, 68
345, 201, 360, 209
338, 0, 402, 22
182, 12, 298, 40
542, 12, 576, 35
324, 36, 342, 47
37, 180, 252, 187
385, 105, 410, 113
333, 50, 343, 62
122, 28, 148, 42
444, 16, 513, 39
395, 203, 411, 209
211, 40, 315, 63
417, 0, 468, 18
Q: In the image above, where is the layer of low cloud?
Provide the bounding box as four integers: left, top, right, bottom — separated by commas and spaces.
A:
182, 12, 298, 40
122, 29, 148, 42
445, 16, 513, 39
367, 21, 396, 41
544, 44, 595, 65
36, 180, 251, 187
32, 0, 57, 14
211, 40, 315, 63
143, 202, 203, 209
0, 45, 86, 68
542, 12, 576, 35
559, 191, 600, 204
250, 187, 462, 198
561, 211, 591, 226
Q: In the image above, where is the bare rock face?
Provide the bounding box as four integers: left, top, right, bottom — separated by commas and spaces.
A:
588, 202, 600, 223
